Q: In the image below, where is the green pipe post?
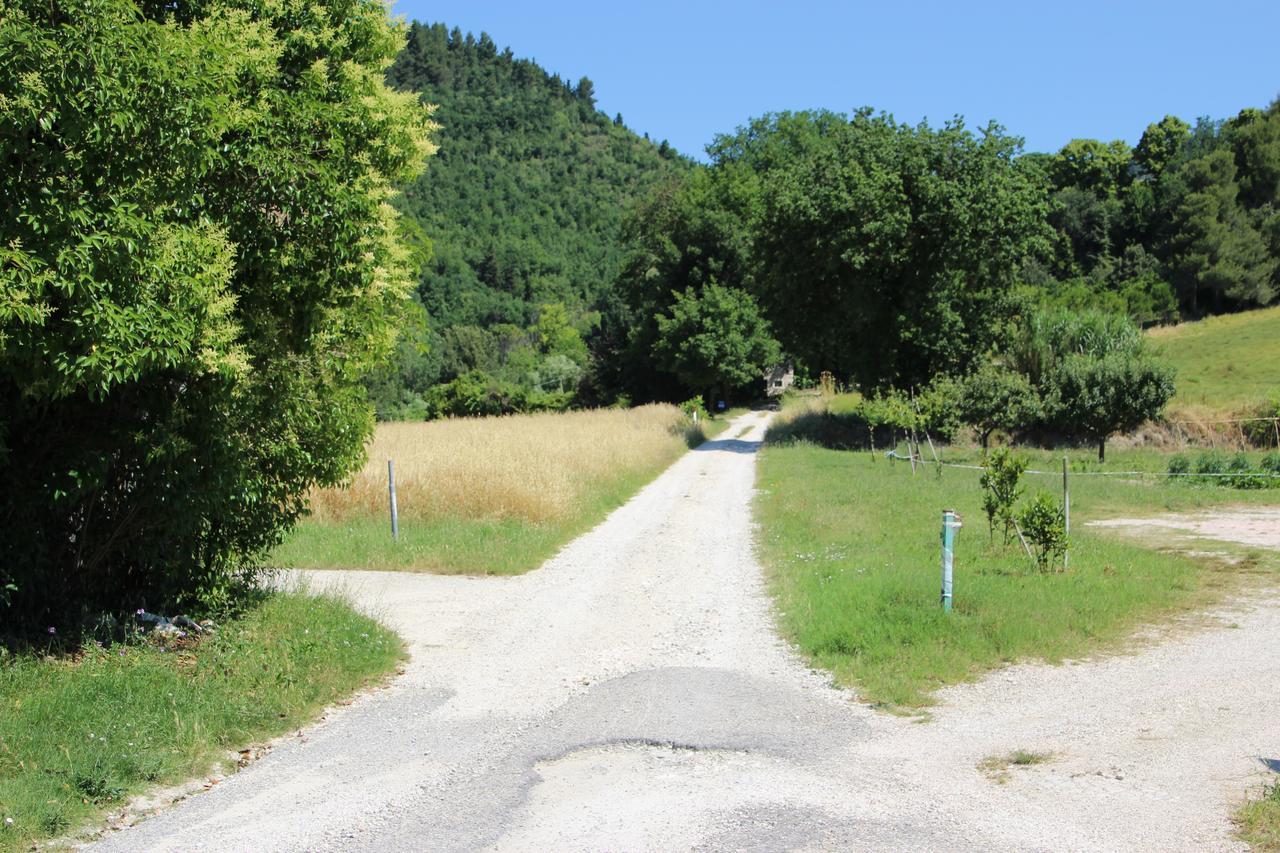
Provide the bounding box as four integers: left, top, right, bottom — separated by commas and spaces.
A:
940, 509, 961, 612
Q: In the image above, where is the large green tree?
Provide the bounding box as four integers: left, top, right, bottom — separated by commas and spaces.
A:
652, 284, 780, 404
1048, 352, 1175, 461
1164, 149, 1276, 312
1134, 116, 1191, 180
739, 110, 1047, 391
606, 167, 758, 401
0, 0, 435, 629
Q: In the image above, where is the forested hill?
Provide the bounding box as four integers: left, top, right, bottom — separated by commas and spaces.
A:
387, 22, 688, 329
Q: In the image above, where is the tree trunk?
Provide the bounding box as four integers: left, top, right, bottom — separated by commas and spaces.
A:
1097, 436, 1106, 462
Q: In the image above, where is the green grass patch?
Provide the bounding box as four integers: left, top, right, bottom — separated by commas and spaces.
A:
1237, 779, 1280, 850
978, 749, 1053, 783
275, 413, 737, 574
0, 592, 402, 850
1149, 305, 1280, 418
756, 438, 1279, 710
826, 392, 865, 414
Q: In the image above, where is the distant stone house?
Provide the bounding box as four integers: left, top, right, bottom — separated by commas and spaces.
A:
764, 362, 794, 397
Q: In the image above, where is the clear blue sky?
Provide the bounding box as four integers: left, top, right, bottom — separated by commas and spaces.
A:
390, 0, 1279, 160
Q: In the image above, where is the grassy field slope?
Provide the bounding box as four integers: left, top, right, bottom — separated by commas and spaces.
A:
275, 405, 726, 574
1149, 306, 1280, 419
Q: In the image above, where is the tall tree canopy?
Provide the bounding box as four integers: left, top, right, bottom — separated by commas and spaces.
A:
731, 110, 1047, 391
1032, 100, 1280, 322
0, 0, 435, 629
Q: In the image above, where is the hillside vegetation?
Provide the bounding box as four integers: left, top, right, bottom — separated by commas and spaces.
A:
369, 23, 688, 417
1150, 306, 1280, 418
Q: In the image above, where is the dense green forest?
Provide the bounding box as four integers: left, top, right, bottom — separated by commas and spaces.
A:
375, 22, 1279, 418
369, 22, 688, 417
1025, 106, 1279, 323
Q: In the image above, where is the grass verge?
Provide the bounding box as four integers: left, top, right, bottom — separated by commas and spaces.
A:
756, 405, 1279, 710
275, 405, 736, 574
0, 592, 402, 850
1237, 780, 1280, 850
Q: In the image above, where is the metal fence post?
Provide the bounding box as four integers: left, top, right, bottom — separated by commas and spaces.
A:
388, 459, 399, 541
1062, 456, 1070, 569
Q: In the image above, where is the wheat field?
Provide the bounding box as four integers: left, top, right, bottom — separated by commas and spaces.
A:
306, 404, 700, 525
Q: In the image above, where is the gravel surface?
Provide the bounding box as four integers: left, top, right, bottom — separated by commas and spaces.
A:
94, 412, 1280, 851
1089, 506, 1280, 549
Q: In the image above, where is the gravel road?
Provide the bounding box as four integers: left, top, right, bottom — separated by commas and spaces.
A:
95, 411, 1279, 851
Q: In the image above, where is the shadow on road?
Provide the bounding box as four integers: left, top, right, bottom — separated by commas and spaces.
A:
694, 438, 763, 455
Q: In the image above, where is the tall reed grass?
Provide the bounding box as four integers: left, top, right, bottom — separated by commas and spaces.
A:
306, 405, 701, 525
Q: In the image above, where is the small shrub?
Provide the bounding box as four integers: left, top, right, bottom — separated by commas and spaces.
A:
1227, 454, 1269, 490
1193, 450, 1229, 478
980, 448, 1027, 545
679, 397, 708, 419
956, 362, 1040, 448
858, 390, 919, 435
1173, 450, 1280, 490
1017, 492, 1068, 572
915, 375, 963, 442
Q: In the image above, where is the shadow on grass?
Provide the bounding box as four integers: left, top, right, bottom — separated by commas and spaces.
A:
681, 424, 710, 449
764, 409, 894, 452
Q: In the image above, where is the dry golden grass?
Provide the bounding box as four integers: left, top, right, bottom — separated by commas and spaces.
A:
307, 404, 698, 525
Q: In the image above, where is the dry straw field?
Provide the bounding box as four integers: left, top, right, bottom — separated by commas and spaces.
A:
307, 404, 701, 525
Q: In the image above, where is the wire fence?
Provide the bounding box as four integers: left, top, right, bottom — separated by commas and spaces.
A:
885, 450, 1280, 481
1163, 415, 1280, 451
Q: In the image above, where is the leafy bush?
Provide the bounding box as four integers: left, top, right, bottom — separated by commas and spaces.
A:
1000, 308, 1175, 459
1010, 307, 1145, 387
424, 371, 574, 419
1227, 454, 1270, 489
1193, 450, 1229, 477
980, 449, 1027, 544
652, 283, 781, 402
857, 390, 919, 435
1171, 450, 1280, 489
679, 397, 709, 420
1017, 492, 1068, 572
914, 376, 963, 442
0, 0, 435, 632
532, 354, 583, 393
955, 362, 1040, 448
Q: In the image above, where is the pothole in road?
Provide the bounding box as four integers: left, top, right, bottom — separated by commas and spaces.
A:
494, 743, 853, 851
